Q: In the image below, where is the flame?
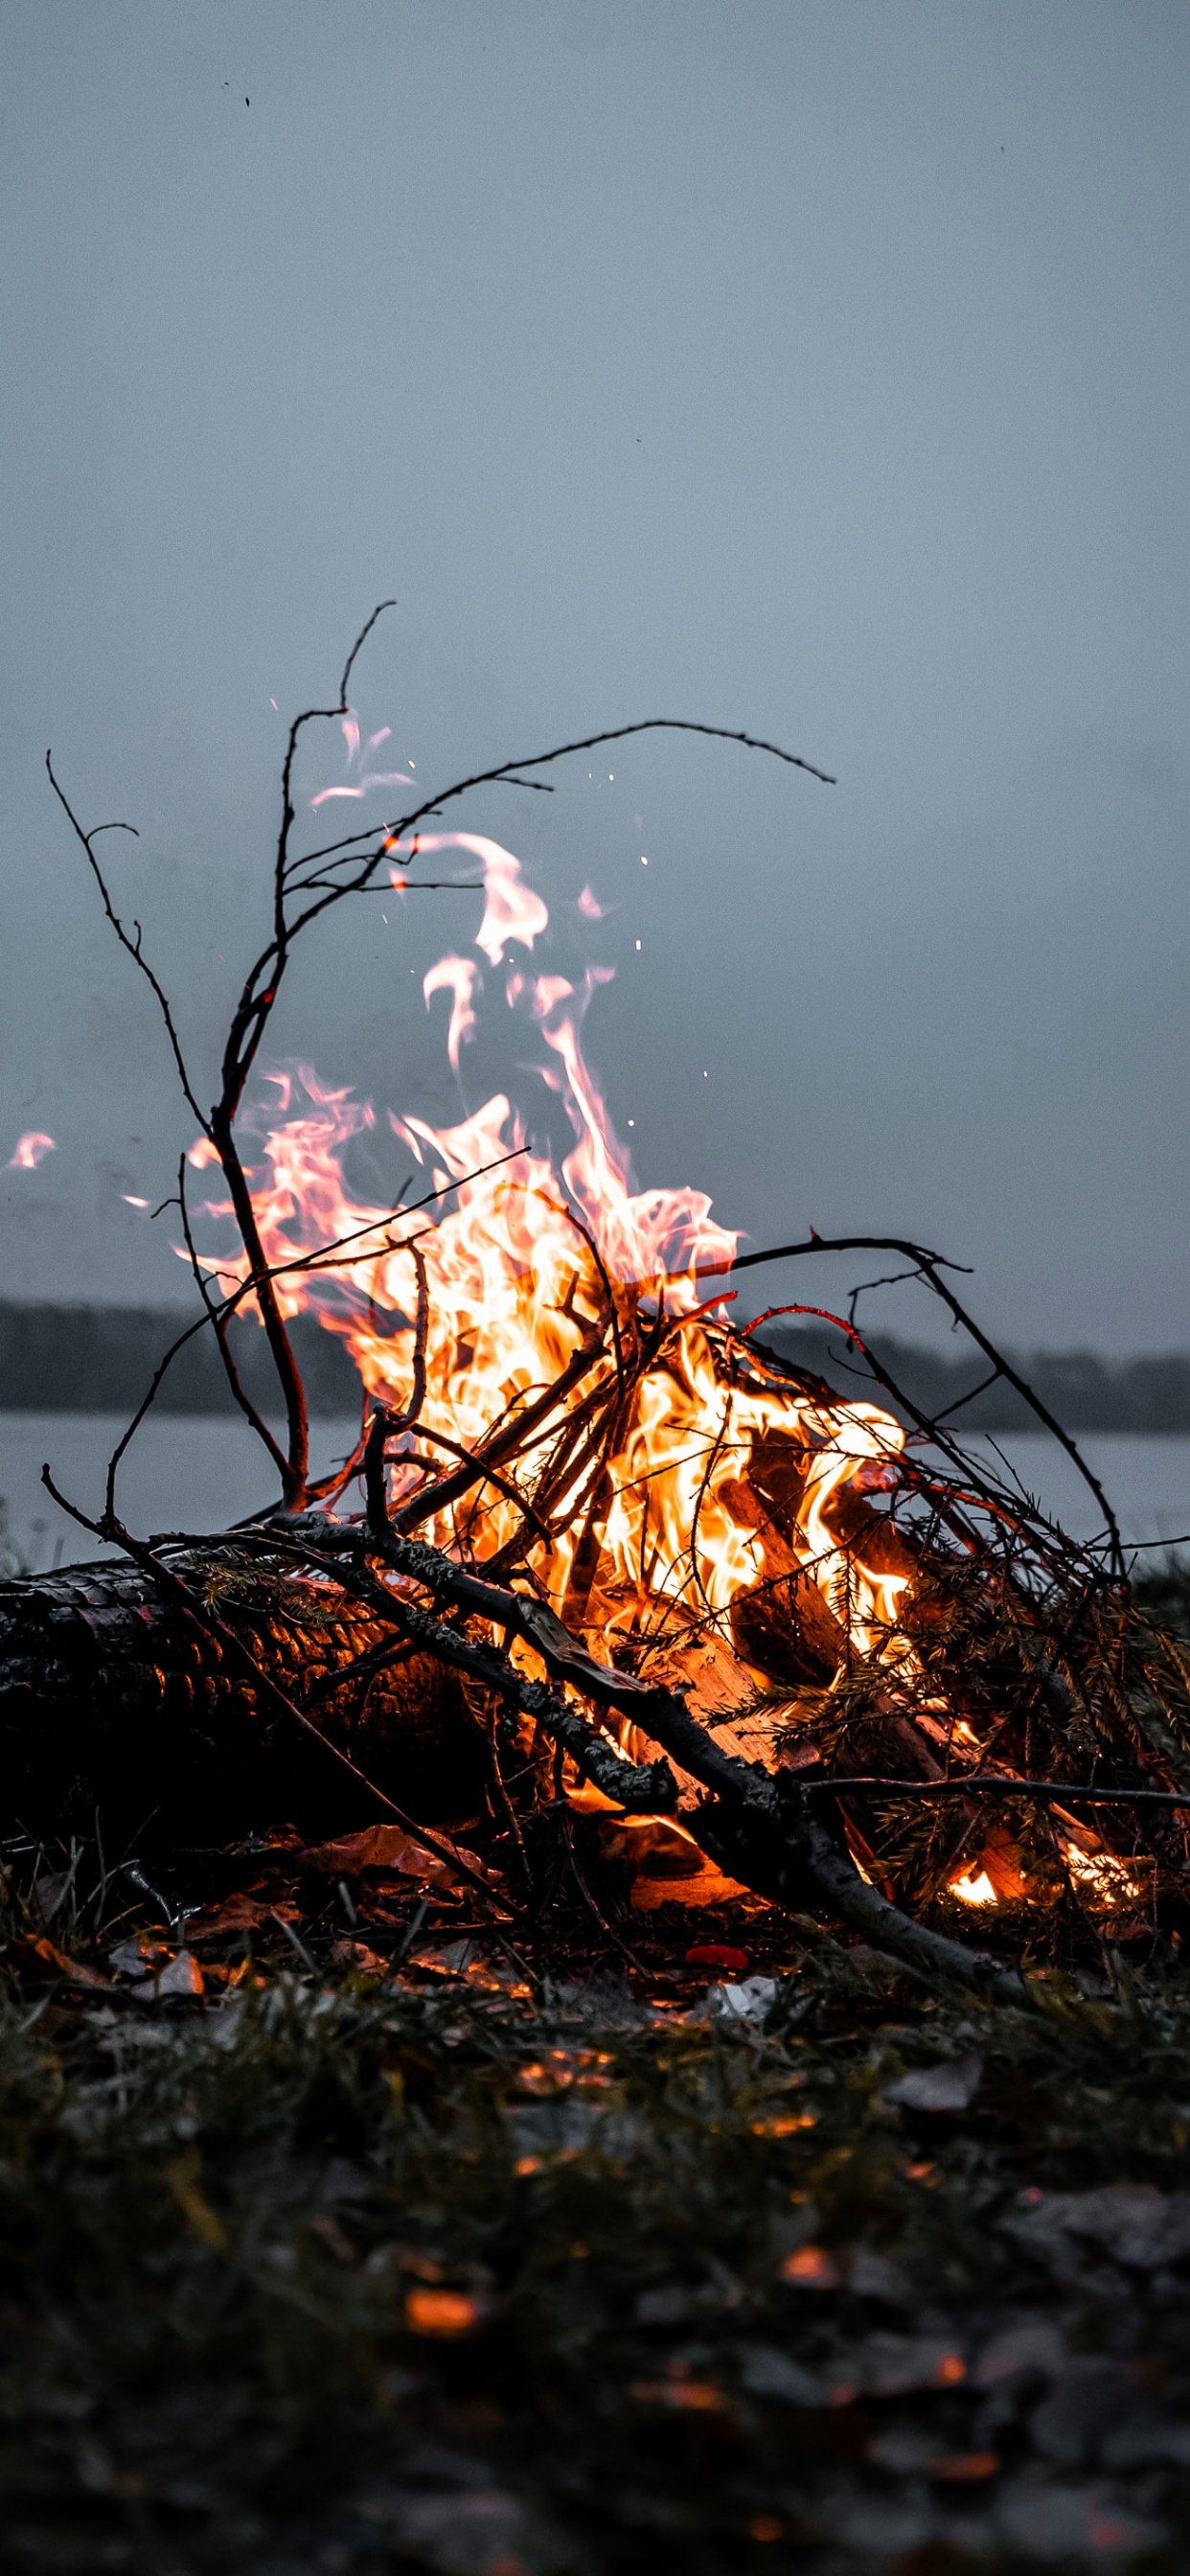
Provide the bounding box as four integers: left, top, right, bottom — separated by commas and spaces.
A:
194, 830, 916, 1712
950, 1870, 997, 1906
8, 1131, 56, 1170
1058, 1834, 1148, 1909
423, 956, 481, 1072
388, 834, 548, 964
309, 709, 416, 805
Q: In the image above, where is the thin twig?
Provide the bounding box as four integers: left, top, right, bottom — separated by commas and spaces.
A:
806, 1775, 1190, 1814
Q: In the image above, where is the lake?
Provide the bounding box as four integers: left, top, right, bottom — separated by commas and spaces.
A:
3, 1412, 1189, 1577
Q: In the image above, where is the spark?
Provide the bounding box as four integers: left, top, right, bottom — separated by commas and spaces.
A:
8, 1131, 55, 1170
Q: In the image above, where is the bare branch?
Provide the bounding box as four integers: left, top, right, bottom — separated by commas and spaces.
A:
45, 752, 209, 1136
176, 1158, 291, 1486
338, 597, 397, 705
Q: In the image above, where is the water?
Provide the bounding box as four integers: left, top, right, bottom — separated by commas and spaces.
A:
0, 1414, 364, 1575
3, 1414, 1190, 1580
952, 1434, 1190, 1556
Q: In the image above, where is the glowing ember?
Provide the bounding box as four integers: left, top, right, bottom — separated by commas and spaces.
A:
403, 2286, 480, 2337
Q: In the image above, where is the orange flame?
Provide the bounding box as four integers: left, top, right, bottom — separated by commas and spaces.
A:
192, 840, 916, 1713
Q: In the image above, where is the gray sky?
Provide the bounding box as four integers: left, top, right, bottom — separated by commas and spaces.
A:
1, 0, 1186, 1353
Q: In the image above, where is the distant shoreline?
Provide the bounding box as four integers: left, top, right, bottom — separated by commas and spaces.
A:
1, 1300, 1188, 1436
0, 1300, 360, 1420
758, 1322, 1190, 1436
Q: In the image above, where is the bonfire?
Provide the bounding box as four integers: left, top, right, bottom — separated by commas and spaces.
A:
8, 608, 1190, 2000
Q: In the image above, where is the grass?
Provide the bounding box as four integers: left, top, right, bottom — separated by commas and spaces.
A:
6, 1892, 1190, 2573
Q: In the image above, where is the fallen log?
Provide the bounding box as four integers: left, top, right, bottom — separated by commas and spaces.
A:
0, 1534, 1023, 2002
0, 1557, 489, 1846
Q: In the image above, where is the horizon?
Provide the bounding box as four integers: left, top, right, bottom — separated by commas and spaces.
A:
3, 1287, 1190, 1368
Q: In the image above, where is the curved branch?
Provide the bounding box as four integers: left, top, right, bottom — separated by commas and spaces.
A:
45, 753, 209, 1136
338, 599, 398, 702
295, 712, 835, 880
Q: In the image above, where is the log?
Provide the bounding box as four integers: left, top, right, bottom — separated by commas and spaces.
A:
0, 1552, 1034, 2003
0, 1558, 489, 1848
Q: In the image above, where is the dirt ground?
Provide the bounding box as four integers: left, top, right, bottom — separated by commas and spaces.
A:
5, 1855, 1190, 2576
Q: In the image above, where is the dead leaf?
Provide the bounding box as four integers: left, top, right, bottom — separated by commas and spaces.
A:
331, 1938, 389, 1976
33, 1868, 73, 1923
185, 1894, 297, 1943
143, 1951, 204, 1999
4, 1935, 107, 1989
707, 1976, 778, 2024
109, 1936, 172, 1977
297, 1824, 492, 1888
883, 2054, 982, 2114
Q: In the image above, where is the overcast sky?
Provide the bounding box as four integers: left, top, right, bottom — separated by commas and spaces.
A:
1, 0, 1186, 1353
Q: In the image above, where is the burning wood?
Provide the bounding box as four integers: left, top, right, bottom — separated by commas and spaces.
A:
11, 610, 1190, 2000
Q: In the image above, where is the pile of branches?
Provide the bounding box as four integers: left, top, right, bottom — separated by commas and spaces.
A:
7, 609, 1190, 2004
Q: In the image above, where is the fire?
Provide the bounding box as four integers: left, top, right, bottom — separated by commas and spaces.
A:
950, 1870, 997, 1907
192, 826, 912, 1690
175, 816, 1145, 1924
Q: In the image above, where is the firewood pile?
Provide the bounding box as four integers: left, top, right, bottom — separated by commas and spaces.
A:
9, 612, 1189, 2002
8, 1261, 1190, 2002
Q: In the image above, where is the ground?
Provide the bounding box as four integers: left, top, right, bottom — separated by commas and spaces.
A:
6, 1864, 1190, 2576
